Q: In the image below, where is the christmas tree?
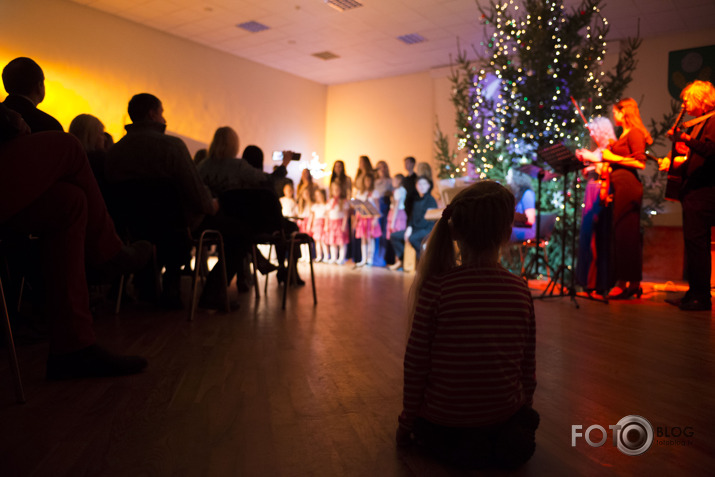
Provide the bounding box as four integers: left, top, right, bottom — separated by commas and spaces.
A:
437, 0, 641, 276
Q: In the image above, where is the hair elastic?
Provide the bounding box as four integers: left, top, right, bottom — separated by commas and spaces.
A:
442, 204, 453, 220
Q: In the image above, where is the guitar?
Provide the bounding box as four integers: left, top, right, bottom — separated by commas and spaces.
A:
664, 105, 687, 201
570, 96, 612, 205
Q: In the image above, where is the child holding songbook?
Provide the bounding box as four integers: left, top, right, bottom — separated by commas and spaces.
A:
325, 181, 349, 264
296, 186, 313, 234
310, 188, 329, 262
387, 173, 407, 239
396, 181, 538, 470
354, 172, 382, 266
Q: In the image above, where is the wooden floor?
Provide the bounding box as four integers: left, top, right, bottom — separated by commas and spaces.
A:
1, 263, 714, 477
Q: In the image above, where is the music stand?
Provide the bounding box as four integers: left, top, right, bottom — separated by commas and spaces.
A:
518, 164, 560, 279
535, 143, 584, 308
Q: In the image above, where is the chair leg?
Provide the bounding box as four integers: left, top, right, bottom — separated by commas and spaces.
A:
215, 233, 230, 313
251, 245, 261, 300
188, 235, 205, 321
264, 244, 273, 295
309, 240, 317, 306
114, 274, 124, 315
1, 276, 25, 403
283, 237, 296, 310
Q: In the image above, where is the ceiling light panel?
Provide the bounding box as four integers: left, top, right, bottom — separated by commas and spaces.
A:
397, 33, 426, 45
325, 0, 364, 12
236, 21, 270, 33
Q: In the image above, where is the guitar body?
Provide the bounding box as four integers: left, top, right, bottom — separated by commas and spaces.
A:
664, 105, 688, 202
664, 153, 687, 201
598, 163, 612, 205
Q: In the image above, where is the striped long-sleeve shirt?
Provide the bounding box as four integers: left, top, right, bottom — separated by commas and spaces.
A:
398, 264, 536, 431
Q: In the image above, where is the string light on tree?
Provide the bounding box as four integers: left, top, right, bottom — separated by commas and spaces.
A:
434, 0, 642, 270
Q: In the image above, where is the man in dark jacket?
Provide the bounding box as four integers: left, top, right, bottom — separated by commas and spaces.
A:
105, 93, 217, 308
2, 57, 63, 133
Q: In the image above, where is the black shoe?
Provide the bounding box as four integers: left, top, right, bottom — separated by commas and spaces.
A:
46, 344, 147, 380
665, 296, 684, 307
609, 285, 642, 300
256, 257, 279, 275
98, 241, 153, 280
666, 291, 695, 307
277, 268, 305, 286
678, 297, 712, 311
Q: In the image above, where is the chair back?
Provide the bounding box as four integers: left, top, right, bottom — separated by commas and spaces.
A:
536, 213, 558, 241
105, 178, 188, 242
219, 188, 283, 236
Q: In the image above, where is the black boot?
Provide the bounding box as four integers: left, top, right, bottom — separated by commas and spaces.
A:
47, 344, 147, 380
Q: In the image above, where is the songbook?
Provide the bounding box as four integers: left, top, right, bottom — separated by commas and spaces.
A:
350, 199, 381, 217
536, 143, 583, 174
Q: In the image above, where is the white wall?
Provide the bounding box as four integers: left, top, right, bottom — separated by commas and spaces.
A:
0, 0, 327, 180
325, 71, 435, 186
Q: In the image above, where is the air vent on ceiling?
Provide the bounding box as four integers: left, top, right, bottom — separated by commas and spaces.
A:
325, 0, 363, 12
312, 51, 340, 60
397, 33, 427, 45
236, 21, 270, 33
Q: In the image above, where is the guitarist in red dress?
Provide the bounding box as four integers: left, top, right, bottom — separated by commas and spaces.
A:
662, 80, 715, 311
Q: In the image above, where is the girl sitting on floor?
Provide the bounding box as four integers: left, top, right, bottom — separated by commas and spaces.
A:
397, 181, 538, 471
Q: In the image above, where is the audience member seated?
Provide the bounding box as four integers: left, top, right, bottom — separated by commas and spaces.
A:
197, 127, 287, 297
506, 168, 537, 242
193, 148, 207, 166
2, 57, 63, 133
242, 145, 264, 171
197, 127, 292, 196
389, 177, 437, 271
69, 113, 111, 196
105, 93, 217, 309
0, 103, 150, 379
203, 136, 303, 286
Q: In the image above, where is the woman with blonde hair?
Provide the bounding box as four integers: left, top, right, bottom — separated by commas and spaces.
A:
353, 155, 374, 196
415, 161, 434, 183
599, 98, 652, 299
69, 113, 109, 189
198, 126, 291, 196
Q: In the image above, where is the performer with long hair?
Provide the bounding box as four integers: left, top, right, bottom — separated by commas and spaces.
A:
575, 117, 618, 295
599, 98, 652, 299
663, 80, 715, 311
